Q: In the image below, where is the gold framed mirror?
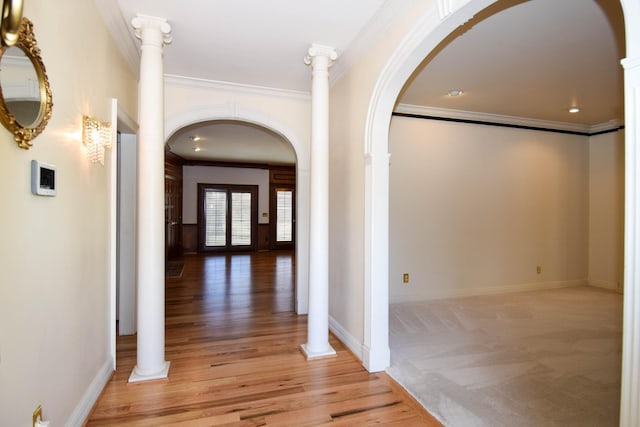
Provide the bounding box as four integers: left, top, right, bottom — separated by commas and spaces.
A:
0, 17, 52, 149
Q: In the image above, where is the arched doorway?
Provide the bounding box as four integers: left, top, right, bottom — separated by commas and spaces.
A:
363, 0, 639, 423
165, 108, 310, 314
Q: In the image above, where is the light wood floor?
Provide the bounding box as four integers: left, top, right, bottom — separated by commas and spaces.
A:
86, 251, 442, 426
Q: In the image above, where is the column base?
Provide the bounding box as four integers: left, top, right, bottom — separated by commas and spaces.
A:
300, 343, 337, 360
128, 361, 171, 383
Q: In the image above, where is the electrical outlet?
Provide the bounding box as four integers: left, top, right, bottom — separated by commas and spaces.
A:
403, 273, 409, 283
536, 265, 542, 274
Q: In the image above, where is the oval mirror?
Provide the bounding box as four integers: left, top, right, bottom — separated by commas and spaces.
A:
0, 18, 52, 149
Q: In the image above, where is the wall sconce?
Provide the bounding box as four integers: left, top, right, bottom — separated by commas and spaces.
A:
83, 115, 111, 165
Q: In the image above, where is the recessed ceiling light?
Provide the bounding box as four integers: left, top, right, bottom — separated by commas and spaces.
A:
189, 135, 201, 141
569, 107, 580, 113
194, 147, 201, 152
448, 89, 463, 97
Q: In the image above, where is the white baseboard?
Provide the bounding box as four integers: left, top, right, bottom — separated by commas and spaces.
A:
390, 279, 587, 304
65, 358, 114, 427
588, 279, 620, 291
329, 315, 363, 362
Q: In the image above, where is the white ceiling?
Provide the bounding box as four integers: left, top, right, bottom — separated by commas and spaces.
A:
102, 0, 625, 165
167, 121, 297, 165
398, 0, 625, 128
114, 0, 387, 91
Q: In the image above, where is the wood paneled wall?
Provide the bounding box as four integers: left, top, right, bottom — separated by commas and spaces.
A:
165, 151, 184, 259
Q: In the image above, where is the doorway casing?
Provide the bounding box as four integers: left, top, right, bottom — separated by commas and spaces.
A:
362, 0, 639, 424
165, 106, 310, 314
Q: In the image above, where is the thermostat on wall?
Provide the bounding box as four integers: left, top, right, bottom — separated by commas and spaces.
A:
31, 160, 57, 196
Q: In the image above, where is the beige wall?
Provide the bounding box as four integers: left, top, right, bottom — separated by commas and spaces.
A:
388, 116, 625, 302
389, 116, 590, 300
589, 130, 625, 291
0, 0, 136, 425
328, 0, 435, 358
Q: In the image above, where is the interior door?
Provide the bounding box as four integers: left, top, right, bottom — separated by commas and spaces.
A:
164, 172, 183, 259
198, 184, 258, 252
271, 185, 295, 250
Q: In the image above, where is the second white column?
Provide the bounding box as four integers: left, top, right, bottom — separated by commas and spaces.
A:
302, 44, 338, 359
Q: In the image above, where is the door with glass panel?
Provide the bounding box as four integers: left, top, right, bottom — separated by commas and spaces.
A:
198, 184, 258, 252
270, 186, 295, 250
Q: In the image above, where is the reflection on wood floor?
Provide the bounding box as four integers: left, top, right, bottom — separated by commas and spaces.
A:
87, 250, 441, 426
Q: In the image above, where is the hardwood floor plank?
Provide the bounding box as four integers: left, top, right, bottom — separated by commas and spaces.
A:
86, 251, 441, 426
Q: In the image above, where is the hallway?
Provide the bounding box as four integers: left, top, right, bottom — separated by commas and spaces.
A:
87, 251, 440, 426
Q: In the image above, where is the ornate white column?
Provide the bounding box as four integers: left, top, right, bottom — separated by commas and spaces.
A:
301, 44, 338, 359
129, 14, 172, 382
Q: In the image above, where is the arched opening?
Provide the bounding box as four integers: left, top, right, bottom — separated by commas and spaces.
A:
363, 0, 636, 423
166, 120, 296, 254
164, 111, 310, 314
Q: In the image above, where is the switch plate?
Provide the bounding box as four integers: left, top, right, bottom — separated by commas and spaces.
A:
536, 265, 542, 274
403, 273, 409, 283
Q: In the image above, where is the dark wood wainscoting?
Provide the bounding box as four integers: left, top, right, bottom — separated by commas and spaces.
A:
257, 224, 270, 251
182, 224, 198, 254
183, 223, 269, 253
165, 151, 184, 259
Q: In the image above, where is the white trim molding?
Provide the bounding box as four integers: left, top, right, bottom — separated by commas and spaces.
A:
165, 75, 311, 101
64, 360, 113, 427
330, 0, 413, 86
395, 103, 622, 135
92, 0, 140, 74
329, 316, 363, 361
164, 104, 310, 315
588, 279, 621, 292
390, 280, 588, 304
620, 14, 640, 421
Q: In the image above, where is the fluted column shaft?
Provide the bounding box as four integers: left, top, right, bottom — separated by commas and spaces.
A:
129, 14, 172, 382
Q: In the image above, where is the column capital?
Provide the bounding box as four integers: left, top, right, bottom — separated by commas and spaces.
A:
304, 44, 338, 67
132, 14, 172, 45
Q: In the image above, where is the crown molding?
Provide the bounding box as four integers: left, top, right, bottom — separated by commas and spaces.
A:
330, 0, 413, 87
165, 74, 311, 101
590, 119, 624, 134
395, 103, 623, 135
93, 0, 140, 74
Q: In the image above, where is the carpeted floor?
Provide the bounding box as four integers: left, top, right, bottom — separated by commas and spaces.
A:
388, 286, 623, 427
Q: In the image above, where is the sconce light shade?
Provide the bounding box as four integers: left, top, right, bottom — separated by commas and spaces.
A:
83, 115, 111, 164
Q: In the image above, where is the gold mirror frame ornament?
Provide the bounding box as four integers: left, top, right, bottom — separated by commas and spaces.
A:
0, 17, 52, 149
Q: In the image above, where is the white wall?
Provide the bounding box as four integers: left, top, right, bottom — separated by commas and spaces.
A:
388, 116, 590, 301
0, 0, 137, 425
589, 130, 625, 291
183, 166, 270, 224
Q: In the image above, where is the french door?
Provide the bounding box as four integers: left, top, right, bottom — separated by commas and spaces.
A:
198, 184, 258, 252
270, 185, 295, 250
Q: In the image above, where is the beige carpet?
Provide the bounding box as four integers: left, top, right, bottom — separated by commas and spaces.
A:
388, 286, 622, 427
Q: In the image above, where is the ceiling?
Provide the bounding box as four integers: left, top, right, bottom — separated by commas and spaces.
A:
103, 0, 625, 165
398, 0, 625, 128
